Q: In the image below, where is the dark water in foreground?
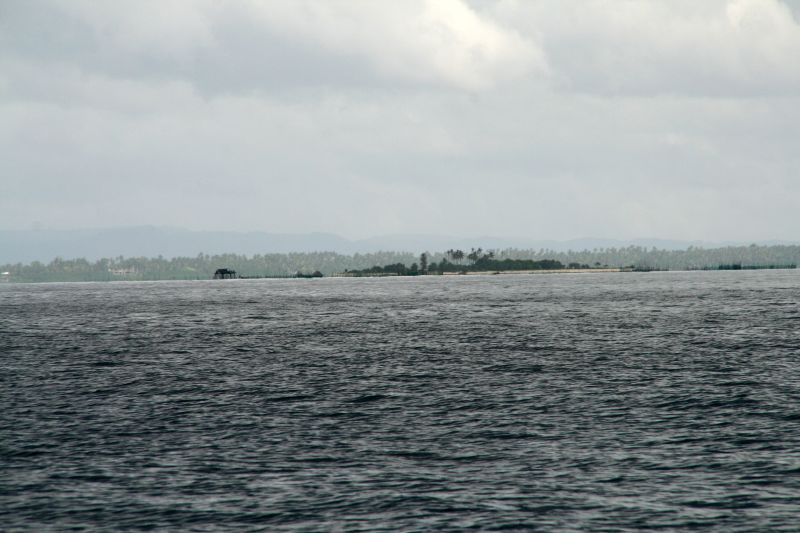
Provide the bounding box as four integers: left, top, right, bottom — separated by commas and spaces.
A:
2, 271, 800, 531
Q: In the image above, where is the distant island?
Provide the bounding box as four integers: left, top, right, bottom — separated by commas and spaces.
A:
339, 247, 798, 277
342, 249, 578, 276
0, 244, 797, 283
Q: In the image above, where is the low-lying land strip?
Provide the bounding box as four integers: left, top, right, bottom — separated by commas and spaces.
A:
333, 267, 624, 277
1, 245, 797, 282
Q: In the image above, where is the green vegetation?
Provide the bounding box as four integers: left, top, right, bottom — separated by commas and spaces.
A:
704, 263, 797, 271
295, 270, 324, 279
346, 249, 565, 276
0, 252, 416, 283
1, 244, 798, 283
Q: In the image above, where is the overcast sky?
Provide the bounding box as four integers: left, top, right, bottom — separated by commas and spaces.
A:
2, 0, 799, 241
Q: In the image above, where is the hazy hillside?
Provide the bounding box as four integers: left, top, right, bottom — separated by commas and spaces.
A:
1, 226, 790, 264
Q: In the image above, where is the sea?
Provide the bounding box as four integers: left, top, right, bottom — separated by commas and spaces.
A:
2, 271, 800, 531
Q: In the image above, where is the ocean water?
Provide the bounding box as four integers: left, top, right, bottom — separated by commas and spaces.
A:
2, 271, 800, 531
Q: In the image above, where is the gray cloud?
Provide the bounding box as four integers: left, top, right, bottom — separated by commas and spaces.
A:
1, 0, 799, 243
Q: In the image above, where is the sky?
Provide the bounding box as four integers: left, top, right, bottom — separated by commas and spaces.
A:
2, 0, 800, 242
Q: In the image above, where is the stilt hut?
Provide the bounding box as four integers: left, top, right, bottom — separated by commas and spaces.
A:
213, 268, 237, 279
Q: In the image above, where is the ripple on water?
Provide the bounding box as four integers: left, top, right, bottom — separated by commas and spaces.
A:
2, 271, 800, 530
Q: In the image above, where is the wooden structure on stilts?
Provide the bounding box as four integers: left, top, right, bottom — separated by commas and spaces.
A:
213, 268, 237, 279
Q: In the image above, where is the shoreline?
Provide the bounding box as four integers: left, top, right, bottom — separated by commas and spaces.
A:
333, 267, 630, 277
4, 267, 798, 284
441, 267, 624, 276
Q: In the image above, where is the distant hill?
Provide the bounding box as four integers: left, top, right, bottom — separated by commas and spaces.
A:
0, 227, 352, 264
0, 226, 795, 264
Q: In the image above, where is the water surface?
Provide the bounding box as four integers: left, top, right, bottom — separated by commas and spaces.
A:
2, 271, 800, 530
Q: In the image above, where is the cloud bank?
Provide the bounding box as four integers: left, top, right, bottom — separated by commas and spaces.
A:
1, 0, 799, 242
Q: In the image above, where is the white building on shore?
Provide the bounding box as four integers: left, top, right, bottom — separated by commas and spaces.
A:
108, 267, 137, 276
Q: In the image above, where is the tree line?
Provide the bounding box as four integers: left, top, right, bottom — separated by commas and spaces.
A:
1, 244, 797, 282
346, 248, 567, 275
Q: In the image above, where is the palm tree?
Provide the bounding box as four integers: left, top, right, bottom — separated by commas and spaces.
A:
467, 247, 483, 264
